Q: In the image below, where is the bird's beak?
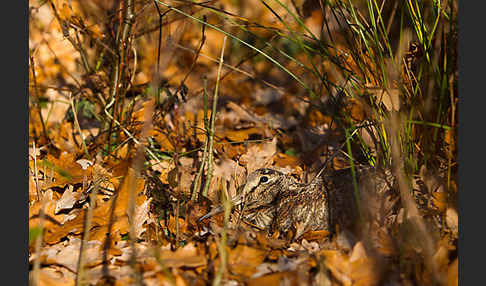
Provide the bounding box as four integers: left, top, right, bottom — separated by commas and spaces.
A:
197, 193, 245, 222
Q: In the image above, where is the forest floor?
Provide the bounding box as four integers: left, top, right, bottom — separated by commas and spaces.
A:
29, 1, 458, 285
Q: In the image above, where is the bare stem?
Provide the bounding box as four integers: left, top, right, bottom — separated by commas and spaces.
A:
202, 36, 227, 197
69, 92, 91, 159
192, 77, 209, 200
106, 0, 135, 153
29, 53, 50, 144
128, 97, 154, 286
212, 179, 230, 286
75, 180, 101, 286
31, 194, 48, 286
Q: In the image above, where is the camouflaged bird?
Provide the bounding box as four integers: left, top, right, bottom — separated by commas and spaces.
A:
199, 168, 295, 230
272, 173, 331, 239
237, 168, 306, 230
200, 166, 392, 239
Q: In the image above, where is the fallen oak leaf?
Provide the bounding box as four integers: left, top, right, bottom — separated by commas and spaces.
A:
239, 137, 278, 173
29, 190, 65, 232
130, 196, 152, 239
135, 242, 207, 269
223, 127, 264, 142
301, 230, 331, 242
43, 167, 145, 244
31, 267, 75, 286
40, 238, 103, 272
55, 185, 86, 214
320, 242, 380, 286
42, 152, 93, 189
246, 271, 299, 286
227, 244, 267, 277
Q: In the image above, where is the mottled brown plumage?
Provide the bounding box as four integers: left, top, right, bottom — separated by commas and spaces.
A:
248, 167, 361, 239
237, 168, 304, 230
273, 175, 330, 239
200, 166, 391, 239
273, 166, 394, 239
199, 168, 295, 230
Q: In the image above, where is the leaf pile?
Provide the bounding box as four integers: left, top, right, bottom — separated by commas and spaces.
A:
29, 0, 458, 285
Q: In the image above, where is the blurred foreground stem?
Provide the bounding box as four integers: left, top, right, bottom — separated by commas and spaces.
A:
202, 36, 228, 197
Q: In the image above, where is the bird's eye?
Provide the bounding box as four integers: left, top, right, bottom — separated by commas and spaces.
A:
259, 176, 269, 183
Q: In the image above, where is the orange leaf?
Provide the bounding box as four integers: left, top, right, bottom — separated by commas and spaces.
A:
246, 271, 299, 286
447, 258, 458, 286
34, 267, 74, 286
43, 152, 92, 188
224, 127, 261, 142
43, 168, 145, 244
273, 152, 300, 169
321, 242, 379, 286
228, 244, 266, 277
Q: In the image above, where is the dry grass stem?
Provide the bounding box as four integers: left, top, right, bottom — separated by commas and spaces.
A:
203, 35, 228, 197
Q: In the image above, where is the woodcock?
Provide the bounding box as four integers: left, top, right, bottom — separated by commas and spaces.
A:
200, 166, 391, 239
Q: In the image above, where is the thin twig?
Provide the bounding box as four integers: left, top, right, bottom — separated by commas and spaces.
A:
103, 97, 161, 163
175, 15, 207, 97
31, 194, 48, 286
32, 142, 41, 202
447, 75, 456, 190
388, 111, 441, 284
152, 0, 170, 105
69, 92, 91, 159
172, 42, 287, 96
127, 98, 154, 286
29, 53, 50, 144
106, 0, 136, 153
192, 77, 209, 201
75, 179, 101, 286
47, 0, 92, 74
175, 199, 180, 249
212, 179, 230, 286
202, 35, 227, 197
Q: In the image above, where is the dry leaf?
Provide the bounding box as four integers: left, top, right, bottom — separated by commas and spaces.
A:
152, 243, 207, 268
76, 159, 93, 170
212, 158, 246, 199
273, 152, 300, 169
246, 271, 299, 286
321, 242, 379, 286
228, 244, 266, 277
224, 127, 262, 142
43, 152, 92, 188
29, 190, 65, 232
431, 187, 448, 212
130, 197, 152, 239
32, 267, 75, 286
373, 227, 396, 256
29, 172, 38, 202
43, 168, 145, 244
41, 238, 103, 272
379, 89, 400, 111
239, 137, 278, 172
55, 185, 83, 214
445, 208, 458, 234
345, 97, 366, 122
301, 230, 331, 242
